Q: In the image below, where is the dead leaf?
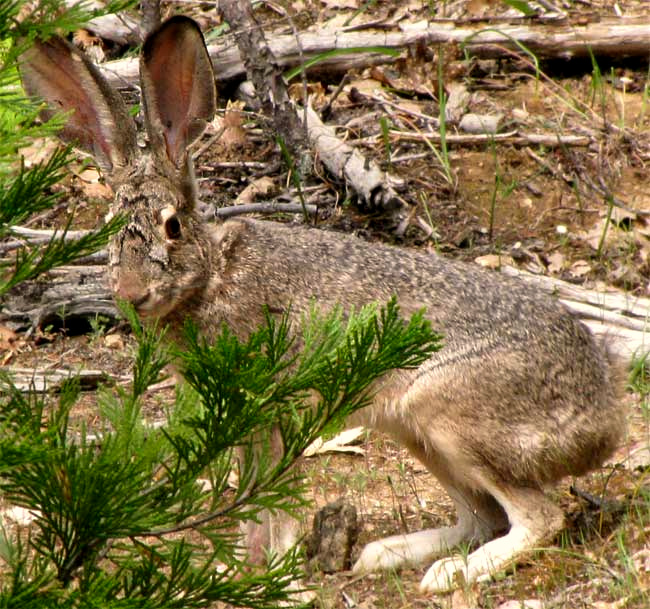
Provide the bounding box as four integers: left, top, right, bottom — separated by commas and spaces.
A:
73, 29, 105, 63
577, 225, 603, 251
346, 78, 383, 97
304, 427, 365, 457
547, 252, 566, 274
446, 82, 470, 123
20, 138, 59, 168
235, 177, 277, 205
474, 254, 514, 269
0, 325, 17, 351
512, 107, 530, 122
450, 581, 480, 609
288, 81, 326, 106
467, 0, 500, 16
220, 101, 248, 150
395, 99, 426, 117
369, 64, 434, 97
72, 29, 100, 50
81, 181, 113, 200
569, 260, 592, 277
76, 167, 101, 182
577, 218, 629, 252
104, 334, 124, 350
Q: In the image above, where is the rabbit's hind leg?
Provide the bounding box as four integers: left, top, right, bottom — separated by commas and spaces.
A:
420, 484, 564, 593
352, 480, 503, 574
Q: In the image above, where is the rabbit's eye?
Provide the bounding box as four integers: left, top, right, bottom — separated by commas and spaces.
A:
164, 215, 182, 240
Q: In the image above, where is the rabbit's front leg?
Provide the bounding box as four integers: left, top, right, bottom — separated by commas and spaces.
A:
238, 426, 301, 565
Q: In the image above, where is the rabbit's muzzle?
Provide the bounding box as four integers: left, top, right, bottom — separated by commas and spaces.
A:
112, 270, 151, 310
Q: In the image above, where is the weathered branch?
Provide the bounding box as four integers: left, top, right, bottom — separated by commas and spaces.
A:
385, 130, 592, 148
219, 0, 308, 163
304, 105, 404, 211
215, 2, 405, 213
97, 18, 650, 90
0, 366, 130, 392
501, 266, 650, 360
214, 202, 317, 219
0, 265, 114, 330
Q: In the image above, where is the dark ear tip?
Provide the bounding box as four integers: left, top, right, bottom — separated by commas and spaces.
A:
20, 34, 73, 64
143, 15, 204, 56
160, 15, 201, 28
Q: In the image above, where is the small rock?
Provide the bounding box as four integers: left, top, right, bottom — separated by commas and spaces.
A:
305, 499, 359, 574
104, 334, 124, 349
459, 113, 503, 134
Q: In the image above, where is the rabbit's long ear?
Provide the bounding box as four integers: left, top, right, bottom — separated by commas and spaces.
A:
19, 36, 137, 173
140, 16, 216, 170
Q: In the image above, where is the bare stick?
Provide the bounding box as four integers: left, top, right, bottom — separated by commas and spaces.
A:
304, 105, 404, 211
214, 202, 317, 219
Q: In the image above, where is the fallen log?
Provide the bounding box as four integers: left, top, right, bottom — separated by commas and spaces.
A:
304, 105, 404, 210
0, 366, 130, 393
0, 264, 114, 332
501, 266, 650, 361
97, 17, 650, 89
61, 0, 142, 46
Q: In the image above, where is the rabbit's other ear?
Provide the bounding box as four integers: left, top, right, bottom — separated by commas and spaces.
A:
140, 16, 217, 170
18, 35, 137, 173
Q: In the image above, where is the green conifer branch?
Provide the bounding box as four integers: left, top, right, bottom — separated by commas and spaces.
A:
0, 4, 442, 606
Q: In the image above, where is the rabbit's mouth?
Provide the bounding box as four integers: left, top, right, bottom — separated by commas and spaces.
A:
134, 288, 184, 321
113, 278, 177, 320
134, 295, 175, 319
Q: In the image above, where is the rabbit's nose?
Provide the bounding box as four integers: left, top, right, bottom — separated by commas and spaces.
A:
113, 272, 149, 307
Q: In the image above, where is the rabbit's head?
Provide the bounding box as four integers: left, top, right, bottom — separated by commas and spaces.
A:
19, 17, 217, 319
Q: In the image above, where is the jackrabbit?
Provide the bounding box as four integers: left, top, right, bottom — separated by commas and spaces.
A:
19, 16, 625, 593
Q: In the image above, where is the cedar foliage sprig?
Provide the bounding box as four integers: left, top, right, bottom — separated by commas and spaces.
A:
0, 0, 132, 298
0, 300, 441, 608
0, 3, 443, 606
